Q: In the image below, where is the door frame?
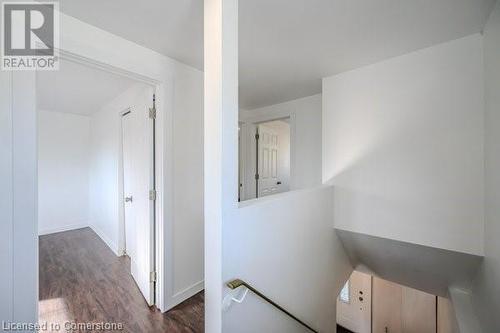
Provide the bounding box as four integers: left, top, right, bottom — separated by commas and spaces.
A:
239, 114, 295, 200
39, 48, 166, 310
119, 107, 133, 257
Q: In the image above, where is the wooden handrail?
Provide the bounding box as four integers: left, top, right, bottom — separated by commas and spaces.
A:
226, 279, 318, 333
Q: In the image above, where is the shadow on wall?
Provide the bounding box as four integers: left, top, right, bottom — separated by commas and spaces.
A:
323, 115, 484, 256
223, 186, 353, 332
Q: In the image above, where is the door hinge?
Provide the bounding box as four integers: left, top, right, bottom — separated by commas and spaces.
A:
255, 173, 259, 180
150, 271, 157, 283
149, 190, 157, 201
255, 133, 260, 140
149, 107, 156, 119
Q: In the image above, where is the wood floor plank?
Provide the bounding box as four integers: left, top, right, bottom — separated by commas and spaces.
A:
39, 227, 204, 332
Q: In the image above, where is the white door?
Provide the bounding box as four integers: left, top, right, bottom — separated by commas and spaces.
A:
337, 271, 372, 333
121, 87, 155, 306
257, 124, 279, 197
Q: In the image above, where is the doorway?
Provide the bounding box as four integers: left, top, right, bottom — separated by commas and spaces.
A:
239, 117, 291, 200
37, 57, 159, 326
337, 271, 372, 333
255, 119, 291, 197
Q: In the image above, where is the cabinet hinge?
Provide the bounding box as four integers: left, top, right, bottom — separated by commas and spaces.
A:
149, 107, 156, 119
255, 174, 259, 180
255, 133, 259, 140
150, 271, 157, 282
149, 190, 156, 201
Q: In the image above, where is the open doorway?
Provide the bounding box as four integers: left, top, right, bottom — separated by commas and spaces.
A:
239, 117, 291, 201
37, 58, 159, 327
255, 119, 291, 197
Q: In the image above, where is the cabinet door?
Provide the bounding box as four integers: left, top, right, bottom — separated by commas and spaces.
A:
402, 287, 436, 333
437, 296, 459, 333
372, 277, 402, 333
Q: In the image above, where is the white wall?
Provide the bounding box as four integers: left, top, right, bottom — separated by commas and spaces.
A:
322, 34, 485, 256
1, 9, 204, 322
38, 110, 90, 235
223, 186, 352, 332
0, 71, 12, 322
239, 94, 322, 199
472, 2, 500, 331
171, 68, 205, 299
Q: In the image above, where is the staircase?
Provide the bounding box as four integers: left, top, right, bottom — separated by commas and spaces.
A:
222, 185, 485, 332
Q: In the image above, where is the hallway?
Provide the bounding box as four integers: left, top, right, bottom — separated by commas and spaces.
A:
39, 228, 204, 332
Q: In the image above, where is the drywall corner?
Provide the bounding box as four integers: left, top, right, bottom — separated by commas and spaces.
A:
449, 288, 482, 333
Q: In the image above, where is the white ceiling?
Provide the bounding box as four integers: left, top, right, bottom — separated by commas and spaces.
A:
37, 59, 138, 115
58, 0, 496, 109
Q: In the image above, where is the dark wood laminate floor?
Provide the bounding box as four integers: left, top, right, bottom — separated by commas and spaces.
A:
39, 227, 204, 333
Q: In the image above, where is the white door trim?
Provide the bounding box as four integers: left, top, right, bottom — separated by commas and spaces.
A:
43, 48, 167, 311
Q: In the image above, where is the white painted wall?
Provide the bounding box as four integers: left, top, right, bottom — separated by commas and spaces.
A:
239, 94, 322, 200
323, 34, 485, 256
38, 110, 90, 235
1, 9, 204, 322
223, 186, 353, 332
0, 71, 14, 324
172, 68, 204, 299
449, 288, 482, 333
472, 2, 500, 331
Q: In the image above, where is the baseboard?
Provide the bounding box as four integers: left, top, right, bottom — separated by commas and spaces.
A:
88, 224, 120, 257
38, 222, 89, 236
165, 280, 204, 311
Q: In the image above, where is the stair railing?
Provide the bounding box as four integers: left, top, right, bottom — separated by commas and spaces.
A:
226, 279, 318, 333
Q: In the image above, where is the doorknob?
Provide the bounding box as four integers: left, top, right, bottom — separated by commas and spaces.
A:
125, 196, 133, 203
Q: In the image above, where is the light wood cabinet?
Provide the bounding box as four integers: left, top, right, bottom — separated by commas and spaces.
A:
372, 278, 403, 333
401, 286, 436, 333
372, 277, 436, 333
437, 296, 459, 333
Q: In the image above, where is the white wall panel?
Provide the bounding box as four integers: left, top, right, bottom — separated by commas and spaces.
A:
323, 34, 485, 255
472, 2, 500, 331
38, 110, 90, 235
